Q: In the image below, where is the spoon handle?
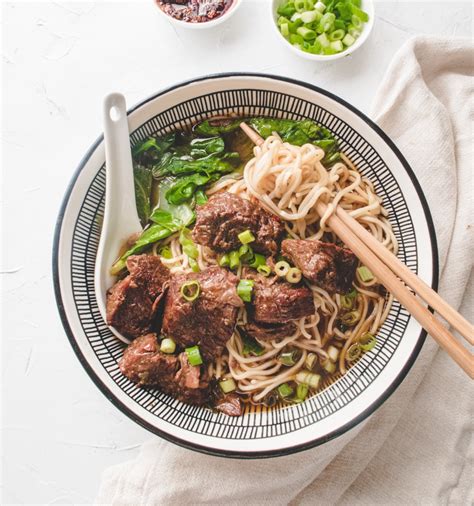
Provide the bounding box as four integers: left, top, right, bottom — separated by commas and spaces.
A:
103, 93, 142, 238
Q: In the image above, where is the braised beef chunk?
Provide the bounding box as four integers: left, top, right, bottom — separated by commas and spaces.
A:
282, 239, 358, 294
162, 267, 243, 361
119, 333, 178, 387
106, 255, 170, 338
215, 393, 243, 417
119, 334, 210, 405
192, 192, 285, 255
244, 270, 314, 324
244, 319, 297, 341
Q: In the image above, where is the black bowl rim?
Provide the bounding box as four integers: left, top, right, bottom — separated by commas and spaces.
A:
52, 72, 439, 459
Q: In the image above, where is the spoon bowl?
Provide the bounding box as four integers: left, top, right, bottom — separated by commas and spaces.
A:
94, 93, 143, 344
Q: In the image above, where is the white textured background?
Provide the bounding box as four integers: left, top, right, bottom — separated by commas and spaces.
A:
1, 1, 472, 503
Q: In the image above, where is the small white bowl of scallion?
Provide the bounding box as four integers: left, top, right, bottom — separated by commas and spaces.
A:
271, 0, 374, 61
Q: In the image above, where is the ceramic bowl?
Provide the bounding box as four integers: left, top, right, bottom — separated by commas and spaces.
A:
270, 0, 375, 61
53, 73, 437, 458
153, 0, 242, 30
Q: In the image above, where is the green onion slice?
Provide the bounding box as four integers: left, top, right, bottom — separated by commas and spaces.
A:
347, 343, 362, 362
249, 253, 266, 269
237, 279, 254, 302
185, 345, 203, 366
229, 250, 240, 270
358, 266, 374, 282
219, 378, 237, 393
286, 267, 302, 284
279, 350, 299, 367
296, 370, 321, 389
274, 260, 290, 277
296, 383, 309, 400
158, 246, 172, 259
277, 382, 294, 398
160, 337, 176, 354
219, 254, 230, 267
238, 229, 256, 245
257, 265, 272, 277
180, 280, 201, 302
340, 310, 361, 326
340, 294, 353, 309
305, 352, 318, 371
358, 332, 377, 351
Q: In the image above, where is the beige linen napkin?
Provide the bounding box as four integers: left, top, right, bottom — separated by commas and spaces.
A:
96, 37, 473, 506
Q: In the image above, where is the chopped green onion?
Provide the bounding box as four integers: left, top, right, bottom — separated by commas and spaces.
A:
219, 378, 237, 393
229, 250, 240, 270
301, 9, 320, 23
238, 229, 256, 245
290, 33, 305, 46
237, 279, 254, 303
189, 257, 200, 273
185, 345, 203, 366
347, 343, 362, 362
179, 228, 198, 259
329, 29, 345, 41
296, 383, 309, 400
327, 345, 340, 362
305, 352, 318, 371
351, 14, 362, 28
297, 26, 316, 40
316, 32, 330, 47
242, 333, 265, 357
330, 40, 343, 52
158, 246, 172, 259
160, 337, 176, 354
274, 260, 290, 277
281, 22, 290, 37
286, 267, 302, 284
342, 33, 355, 46
219, 254, 230, 267
340, 294, 353, 309
358, 266, 374, 282
334, 19, 346, 30
291, 12, 303, 22
277, 382, 294, 398
180, 280, 200, 302
314, 1, 325, 12
296, 370, 321, 389
295, 0, 313, 13
351, 6, 368, 23
320, 12, 335, 32
257, 264, 272, 277
238, 244, 254, 263
341, 310, 361, 326
348, 26, 361, 38
358, 333, 377, 351
279, 350, 298, 367
195, 189, 208, 206
249, 253, 266, 269
321, 358, 336, 374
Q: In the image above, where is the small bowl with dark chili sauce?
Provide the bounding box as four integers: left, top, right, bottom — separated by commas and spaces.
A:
155, 0, 241, 29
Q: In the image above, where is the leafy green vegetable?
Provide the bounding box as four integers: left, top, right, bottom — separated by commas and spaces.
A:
249, 118, 340, 164
165, 173, 215, 205
133, 164, 153, 225
189, 136, 225, 158
194, 118, 242, 136
194, 189, 208, 206
153, 155, 235, 179
132, 133, 176, 164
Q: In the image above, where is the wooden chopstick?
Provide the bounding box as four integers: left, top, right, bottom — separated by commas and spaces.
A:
335, 207, 474, 345
240, 122, 474, 378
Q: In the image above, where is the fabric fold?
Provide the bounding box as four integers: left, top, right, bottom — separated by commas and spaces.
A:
96, 36, 473, 506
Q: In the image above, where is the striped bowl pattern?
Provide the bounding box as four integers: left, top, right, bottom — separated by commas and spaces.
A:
53, 74, 437, 458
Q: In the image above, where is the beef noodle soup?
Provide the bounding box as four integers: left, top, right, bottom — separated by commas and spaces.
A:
105, 117, 396, 416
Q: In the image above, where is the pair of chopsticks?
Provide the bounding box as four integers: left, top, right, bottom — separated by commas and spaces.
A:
240, 123, 474, 378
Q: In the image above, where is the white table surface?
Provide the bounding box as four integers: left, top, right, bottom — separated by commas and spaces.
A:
1, 0, 472, 503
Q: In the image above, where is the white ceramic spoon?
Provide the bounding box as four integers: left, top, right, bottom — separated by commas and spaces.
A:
94, 93, 143, 344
